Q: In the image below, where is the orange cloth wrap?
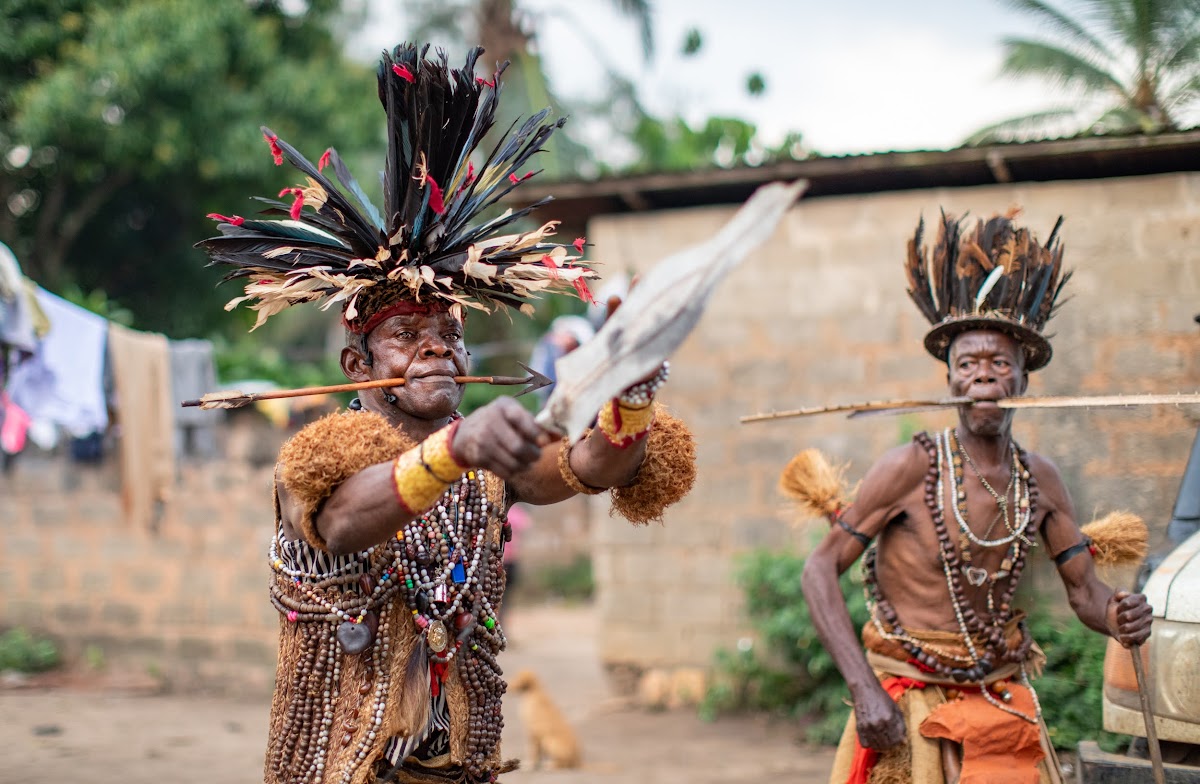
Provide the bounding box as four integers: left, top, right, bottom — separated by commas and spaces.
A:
918, 683, 1045, 784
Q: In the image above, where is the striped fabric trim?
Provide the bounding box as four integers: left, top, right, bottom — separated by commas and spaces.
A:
382, 692, 450, 764
276, 530, 372, 580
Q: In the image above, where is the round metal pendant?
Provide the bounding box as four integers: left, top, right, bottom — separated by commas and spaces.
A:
427, 620, 450, 653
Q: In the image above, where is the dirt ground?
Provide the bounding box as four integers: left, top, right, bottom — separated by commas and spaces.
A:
0, 602, 836, 784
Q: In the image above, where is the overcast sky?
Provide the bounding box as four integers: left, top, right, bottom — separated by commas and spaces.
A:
348, 0, 1076, 155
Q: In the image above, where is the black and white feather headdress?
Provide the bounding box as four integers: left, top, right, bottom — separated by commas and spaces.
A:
197, 43, 596, 333
905, 209, 1070, 371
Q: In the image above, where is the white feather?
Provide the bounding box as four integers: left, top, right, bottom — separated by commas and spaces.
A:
975, 266, 1004, 311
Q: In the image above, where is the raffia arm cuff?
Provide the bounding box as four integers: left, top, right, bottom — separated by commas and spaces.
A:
557, 431, 606, 495
392, 420, 468, 514
609, 406, 696, 525
278, 410, 413, 551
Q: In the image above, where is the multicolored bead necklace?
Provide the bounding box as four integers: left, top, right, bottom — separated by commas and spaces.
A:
269, 465, 510, 782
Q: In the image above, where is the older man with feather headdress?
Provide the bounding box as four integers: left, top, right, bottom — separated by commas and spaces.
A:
795, 211, 1152, 784
198, 44, 695, 784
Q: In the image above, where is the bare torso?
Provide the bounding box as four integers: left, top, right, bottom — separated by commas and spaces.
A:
873, 433, 1048, 632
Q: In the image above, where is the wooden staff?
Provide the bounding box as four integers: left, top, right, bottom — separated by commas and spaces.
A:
181, 363, 552, 410
741, 393, 1200, 424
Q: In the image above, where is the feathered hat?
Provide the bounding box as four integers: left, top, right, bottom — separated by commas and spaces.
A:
197, 43, 597, 333
904, 209, 1070, 371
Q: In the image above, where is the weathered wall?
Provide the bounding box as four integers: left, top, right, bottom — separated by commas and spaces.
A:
0, 414, 288, 694
1, 172, 1196, 692
0, 410, 593, 694
588, 172, 1200, 671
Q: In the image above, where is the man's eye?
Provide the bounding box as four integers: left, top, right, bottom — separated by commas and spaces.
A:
445, 333, 461, 342
398, 331, 415, 340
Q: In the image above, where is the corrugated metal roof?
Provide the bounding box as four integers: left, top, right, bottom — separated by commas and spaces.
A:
505, 128, 1200, 230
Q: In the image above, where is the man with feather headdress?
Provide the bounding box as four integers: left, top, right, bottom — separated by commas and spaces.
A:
198, 44, 696, 784
795, 211, 1153, 784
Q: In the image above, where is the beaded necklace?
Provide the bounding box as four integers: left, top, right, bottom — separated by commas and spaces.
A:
863, 429, 1042, 724
269, 407, 511, 783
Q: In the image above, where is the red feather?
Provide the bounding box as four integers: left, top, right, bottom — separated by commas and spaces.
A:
572, 277, 596, 304
262, 131, 284, 165
392, 64, 415, 83
427, 177, 446, 215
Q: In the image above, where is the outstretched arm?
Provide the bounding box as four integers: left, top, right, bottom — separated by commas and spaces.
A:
503, 424, 649, 506
801, 442, 925, 750
280, 398, 551, 555
1032, 454, 1153, 647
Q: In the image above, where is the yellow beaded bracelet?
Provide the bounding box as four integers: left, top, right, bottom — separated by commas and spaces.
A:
596, 399, 656, 449
392, 420, 467, 514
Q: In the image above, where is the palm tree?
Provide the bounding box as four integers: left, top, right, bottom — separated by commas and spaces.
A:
405, 0, 654, 178
967, 0, 1200, 144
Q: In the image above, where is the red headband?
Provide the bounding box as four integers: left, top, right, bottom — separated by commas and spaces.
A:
345, 299, 458, 336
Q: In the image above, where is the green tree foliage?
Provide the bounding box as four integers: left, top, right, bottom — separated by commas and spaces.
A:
627, 115, 804, 174
1, 0, 380, 337
968, 0, 1200, 143
701, 548, 869, 744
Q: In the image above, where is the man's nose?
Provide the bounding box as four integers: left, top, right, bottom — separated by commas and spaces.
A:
972, 362, 997, 383
420, 334, 453, 357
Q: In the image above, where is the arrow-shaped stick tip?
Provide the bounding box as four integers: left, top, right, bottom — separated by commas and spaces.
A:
515, 361, 553, 397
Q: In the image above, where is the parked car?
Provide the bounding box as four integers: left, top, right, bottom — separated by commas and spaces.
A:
1078, 430, 1200, 781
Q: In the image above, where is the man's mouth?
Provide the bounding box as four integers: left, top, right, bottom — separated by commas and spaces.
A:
409, 371, 459, 383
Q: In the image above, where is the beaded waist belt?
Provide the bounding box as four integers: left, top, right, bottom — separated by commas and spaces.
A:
862, 612, 1037, 672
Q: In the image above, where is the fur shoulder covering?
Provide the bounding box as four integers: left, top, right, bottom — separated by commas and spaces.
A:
610, 407, 697, 525
277, 410, 414, 549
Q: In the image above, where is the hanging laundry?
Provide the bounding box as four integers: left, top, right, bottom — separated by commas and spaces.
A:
0, 242, 44, 355
169, 338, 219, 458
7, 287, 109, 439
108, 322, 175, 529
0, 391, 30, 454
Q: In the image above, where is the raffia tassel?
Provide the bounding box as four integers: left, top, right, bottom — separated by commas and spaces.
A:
778, 448, 854, 523
1081, 511, 1149, 567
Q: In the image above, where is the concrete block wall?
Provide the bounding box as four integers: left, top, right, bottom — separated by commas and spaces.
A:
0, 418, 288, 694
587, 172, 1200, 671
0, 413, 596, 694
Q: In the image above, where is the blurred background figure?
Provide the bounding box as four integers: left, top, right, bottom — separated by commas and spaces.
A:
501, 501, 533, 630
527, 315, 595, 403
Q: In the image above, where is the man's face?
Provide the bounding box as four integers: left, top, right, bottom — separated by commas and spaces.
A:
343, 311, 469, 420
946, 329, 1028, 437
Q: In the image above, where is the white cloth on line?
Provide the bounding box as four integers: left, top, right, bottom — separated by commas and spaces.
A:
7, 287, 109, 438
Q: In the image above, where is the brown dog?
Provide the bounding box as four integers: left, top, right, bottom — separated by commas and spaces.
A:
509, 669, 582, 770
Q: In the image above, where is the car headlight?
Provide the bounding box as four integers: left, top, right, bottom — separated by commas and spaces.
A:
1104, 620, 1200, 724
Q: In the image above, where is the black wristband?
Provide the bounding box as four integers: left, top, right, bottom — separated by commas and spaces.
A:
836, 517, 872, 547
1053, 537, 1093, 567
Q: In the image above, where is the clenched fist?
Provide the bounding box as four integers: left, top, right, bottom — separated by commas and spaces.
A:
452, 397, 554, 479
854, 683, 907, 750
1107, 590, 1153, 648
